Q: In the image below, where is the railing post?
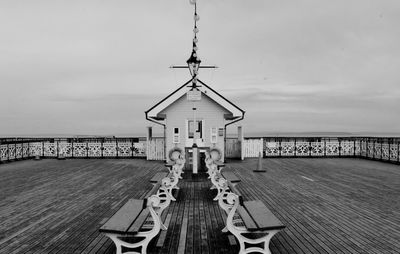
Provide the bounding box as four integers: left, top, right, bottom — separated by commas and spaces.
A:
398, 140, 400, 163
131, 139, 134, 158
324, 139, 327, 157
116, 139, 119, 158
339, 139, 341, 157
371, 138, 374, 160
7, 144, 10, 161
279, 139, 282, 157
56, 141, 59, 158
294, 138, 297, 157
101, 140, 104, 158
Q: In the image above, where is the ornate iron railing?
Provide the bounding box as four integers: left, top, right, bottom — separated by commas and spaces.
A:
225, 137, 400, 164
0, 137, 147, 162
1, 137, 399, 164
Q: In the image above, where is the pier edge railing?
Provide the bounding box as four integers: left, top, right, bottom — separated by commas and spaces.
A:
1, 137, 399, 165
226, 136, 400, 165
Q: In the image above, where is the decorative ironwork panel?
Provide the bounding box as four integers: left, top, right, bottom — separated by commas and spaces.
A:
326, 142, 339, 156
354, 140, 361, 156
389, 144, 398, 161
360, 140, 367, 157
381, 143, 389, 160
310, 142, 324, 156
58, 143, 72, 157
15, 144, 23, 159
43, 143, 57, 157
88, 143, 102, 157
296, 142, 309, 156
73, 143, 87, 157
132, 142, 146, 157
367, 142, 374, 158
265, 142, 279, 157
281, 142, 295, 156
23, 143, 30, 157
117, 142, 132, 157
29, 142, 43, 156
103, 142, 117, 157
8, 145, 16, 160
374, 142, 381, 159
0, 145, 8, 161
341, 141, 354, 156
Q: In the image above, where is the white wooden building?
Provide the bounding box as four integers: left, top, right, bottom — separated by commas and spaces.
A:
145, 79, 245, 170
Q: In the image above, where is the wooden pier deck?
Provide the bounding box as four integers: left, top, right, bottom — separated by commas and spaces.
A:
0, 158, 399, 253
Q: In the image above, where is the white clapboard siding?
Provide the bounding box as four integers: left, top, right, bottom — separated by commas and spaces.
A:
242, 138, 263, 158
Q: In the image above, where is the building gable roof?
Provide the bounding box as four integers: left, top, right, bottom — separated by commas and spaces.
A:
145, 79, 245, 121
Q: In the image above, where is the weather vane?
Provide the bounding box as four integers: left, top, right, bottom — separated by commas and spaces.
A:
170, 0, 217, 89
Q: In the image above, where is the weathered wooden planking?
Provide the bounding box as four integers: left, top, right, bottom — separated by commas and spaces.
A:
225, 158, 400, 254
1, 158, 399, 253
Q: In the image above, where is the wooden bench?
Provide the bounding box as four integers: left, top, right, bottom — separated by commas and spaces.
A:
99, 179, 173, 254
217, 179, 242, 217
99, 197, 161, 254
211, 171, 240, 201
151, 171, 179, 202
205, 149, 224, 179
215, 161, 225, 172
164, 162, 174, 173
225, 191, 286, 254
165, 158, 185, 179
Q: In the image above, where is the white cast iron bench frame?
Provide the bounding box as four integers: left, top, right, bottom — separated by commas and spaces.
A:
99, 176, 173, 254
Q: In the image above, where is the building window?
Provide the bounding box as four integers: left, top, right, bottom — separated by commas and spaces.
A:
211, 127, 217, 143
173, 128, 180, 144
188, 120, 203, 139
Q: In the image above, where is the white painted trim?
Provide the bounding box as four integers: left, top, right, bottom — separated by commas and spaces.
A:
147, 86, 243, 119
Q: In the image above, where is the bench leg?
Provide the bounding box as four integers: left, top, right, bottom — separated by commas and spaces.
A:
107, 233, 155, 254
225, 193, 281, 254
156, 183, 174, 231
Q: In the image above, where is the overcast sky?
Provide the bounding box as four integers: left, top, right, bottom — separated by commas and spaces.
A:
1, 0, 399, 136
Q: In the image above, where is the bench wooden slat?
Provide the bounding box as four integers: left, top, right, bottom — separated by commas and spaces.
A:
237, 205, 258, 230
221, 172, 240, 183
99, 199, 144, 235
150, 172, 169, 184
243, 200, 285, 231
127, 208, 150, 234
215, 162, 225, 169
